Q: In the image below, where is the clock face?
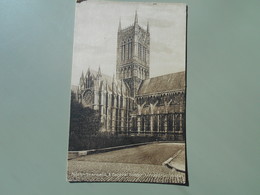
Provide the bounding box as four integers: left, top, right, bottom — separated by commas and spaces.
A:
83, 90, 93, 106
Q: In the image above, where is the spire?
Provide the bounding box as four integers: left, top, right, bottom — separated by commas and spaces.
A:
87, 67, 90, 75
80, 71, 84, 85
112, 74, 115, 82
112, 74, 115, 93
97, 66, 102, 77
118, 18, 121, 31
147, 21, 149, 33
134, 10, 138, 24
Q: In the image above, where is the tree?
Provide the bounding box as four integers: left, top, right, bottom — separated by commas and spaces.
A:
69, 91, 101, 138
69, 91, 102, 150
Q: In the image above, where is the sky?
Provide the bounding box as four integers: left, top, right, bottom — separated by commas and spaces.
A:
71, 0, 186, 85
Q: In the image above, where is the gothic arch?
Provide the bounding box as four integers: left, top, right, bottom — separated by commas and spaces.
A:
127, 38, 132, 59
127, 67, 130, 77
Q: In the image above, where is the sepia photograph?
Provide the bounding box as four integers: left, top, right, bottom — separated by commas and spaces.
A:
67, 0, 188, 185
2, 0, 259, 194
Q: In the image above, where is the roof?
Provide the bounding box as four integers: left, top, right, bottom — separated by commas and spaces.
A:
86, 69, 113, 83
137, 71, 185, 96
84, 69, 129, 96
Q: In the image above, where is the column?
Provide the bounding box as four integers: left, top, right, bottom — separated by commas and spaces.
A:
150, 115, 153, 134
157, 114, 160, 132
121, 110, 124, 133
93, 90, 99, 110
137, 116, 141, 134
172, 114, 175, 133
111, 108, 116, 133
179, 104, 183, 133
117, 109, 120, 133
129, 115, 133, 134
143, 116, 146, 133
164, 115, 168, 133
179, 113, 183, 133
100, 92, 104, 124
106, 107, 110, 131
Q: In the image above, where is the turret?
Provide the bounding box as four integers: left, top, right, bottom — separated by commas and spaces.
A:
87, 67, 90, 76
97, 66, 102, 77
80, 71, 84, 83
80, 71, 85, 89
116, 11, 150, 97
118, 18, 121, 32
112, 74, 116, 93
81, 71, 84, 78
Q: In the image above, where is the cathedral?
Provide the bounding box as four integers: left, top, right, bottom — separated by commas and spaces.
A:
75, 12, 186, 140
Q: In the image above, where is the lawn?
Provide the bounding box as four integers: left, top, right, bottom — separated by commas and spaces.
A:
75, 142, 185, 165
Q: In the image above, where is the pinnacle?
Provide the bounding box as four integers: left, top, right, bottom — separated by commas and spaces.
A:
134, 10, 138, 24
118, 18, 121, 31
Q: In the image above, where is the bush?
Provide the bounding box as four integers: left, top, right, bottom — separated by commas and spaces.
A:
69, 133, 168, 151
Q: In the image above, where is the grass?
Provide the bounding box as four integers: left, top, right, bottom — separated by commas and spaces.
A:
76, 142, 185, 165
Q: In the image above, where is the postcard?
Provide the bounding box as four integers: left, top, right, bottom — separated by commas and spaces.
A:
67, 0, 188, 185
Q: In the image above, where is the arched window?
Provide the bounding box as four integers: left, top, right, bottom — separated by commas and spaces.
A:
138, 43, 141, 59
122, 68, 125, 78
128, 67, 130, 77
122, 41, 126, 61
143, 47, 146, 62
140, 44, 143, 60
130, 40, 133, 58
123, 43, 125, 61
125, 42, 128, 60
145, 48, 146, 61
121, 45, 123, 61
128, 39, 131, 59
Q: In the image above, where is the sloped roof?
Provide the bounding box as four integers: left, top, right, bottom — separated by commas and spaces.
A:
137, 71, 185, 96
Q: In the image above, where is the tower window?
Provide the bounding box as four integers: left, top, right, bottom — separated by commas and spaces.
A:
121, 45, 123, 61
143, 47, 146, 62
122, 42, 126, 61
128, 41, 130, 59
144, 48, 146, 62
123, 45, 125, 61
138, 43, 146, 62
140, 44, 143, 60
138, 43, 141, 59
138, 43, 139, 58
128, 40, 132, 59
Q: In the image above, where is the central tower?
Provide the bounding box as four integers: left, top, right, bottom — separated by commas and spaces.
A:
116, 11, 150, 97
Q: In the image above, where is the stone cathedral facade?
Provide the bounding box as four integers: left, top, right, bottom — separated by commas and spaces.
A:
75, 12, 186, 139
